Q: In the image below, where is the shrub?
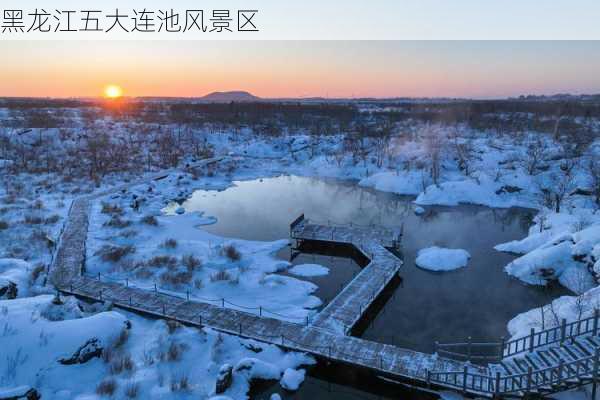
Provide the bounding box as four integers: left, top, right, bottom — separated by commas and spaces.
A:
110, 354, 135, 375
0, 220, 8, 230
182, 254, 201, 272
24, 214, 43, 224
146, 255, 177, 269
124, 381, 139, 398
96, 245, 135, 262
193, 278, 203, 289
170, 374, 190, 392
101, 202, 124, 215
96, 378, 117, 396
223, 244, 241, 261
160, 271, 192, 286
29, 263, 45, 283
104, 215, 131, 228
141, 215, 158, 226
161, 238, 178, 249
44, 214, 60, 224
210, 270, 232, 282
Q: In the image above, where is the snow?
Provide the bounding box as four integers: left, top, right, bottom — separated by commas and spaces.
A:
280, 368, 306, 391
0, 259, 31, 297
288, 264, 329, 277
0, 294, 314, 399
414, 206, 426, 216
415, 247, 471, 271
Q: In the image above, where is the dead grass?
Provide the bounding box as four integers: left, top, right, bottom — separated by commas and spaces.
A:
170, 374, 190, 392
160, 270, 192, 286
96, 378, 117, 396
104, 215, 132, 228
101, 202, 124, 215
182, 254, 202, 272
161, 238, 178, 249
96, 245, 135, 262
124, 381, 139, 398
210, 269, 232, 282
141, 215, 158, 226
222, 244, 241, 261
146, 255, 178, 269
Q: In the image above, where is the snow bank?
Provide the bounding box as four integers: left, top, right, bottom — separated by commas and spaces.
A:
507, 286, 600, 339
280, 368, 305, 391
359, 171, 424, 196
0, 259, 31, 297
415, 247, 471, 271
288, 264, 329, 277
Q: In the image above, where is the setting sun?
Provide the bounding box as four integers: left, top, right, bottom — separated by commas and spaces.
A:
104, 84, 123, 99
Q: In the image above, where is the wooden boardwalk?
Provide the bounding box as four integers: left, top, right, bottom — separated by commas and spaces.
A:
48, 157, 600, 398
291, 215, 402, 335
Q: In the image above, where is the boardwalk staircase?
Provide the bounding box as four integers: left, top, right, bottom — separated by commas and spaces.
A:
429, 311, 600, 397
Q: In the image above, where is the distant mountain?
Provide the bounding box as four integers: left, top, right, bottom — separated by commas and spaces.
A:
199, 91, 261, 103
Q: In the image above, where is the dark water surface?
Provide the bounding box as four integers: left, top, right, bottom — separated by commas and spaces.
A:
179, 175, 568, 399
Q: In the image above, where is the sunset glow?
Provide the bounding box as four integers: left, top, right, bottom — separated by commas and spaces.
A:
2, 41, 600, 99
104, 85, 123, 99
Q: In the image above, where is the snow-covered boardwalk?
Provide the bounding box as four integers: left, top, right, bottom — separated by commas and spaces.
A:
49, 161, 491, 396
52, 159, 600, 398
291, 216, 402, 334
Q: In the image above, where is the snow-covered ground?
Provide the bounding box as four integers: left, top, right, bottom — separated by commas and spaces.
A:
1, 108, 600, 398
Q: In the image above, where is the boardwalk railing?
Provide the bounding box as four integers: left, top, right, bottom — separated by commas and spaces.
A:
435, 338, 503, 362
429, 347, 600, 396
436, 310, 600, 362
290, 213, 305, 232
503, 310, 600, 358
75, 273, 314, 325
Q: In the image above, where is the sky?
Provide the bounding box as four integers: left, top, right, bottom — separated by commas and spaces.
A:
1, 41, 600, 99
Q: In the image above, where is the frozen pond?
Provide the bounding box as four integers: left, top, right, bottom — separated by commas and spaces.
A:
177, 175, 569, 398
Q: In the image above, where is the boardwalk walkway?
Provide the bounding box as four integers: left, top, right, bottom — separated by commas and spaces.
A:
48, 156, 600, 398
291, 215, 402, 335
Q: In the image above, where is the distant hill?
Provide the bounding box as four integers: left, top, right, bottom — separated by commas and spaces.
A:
199, 91, 261, 103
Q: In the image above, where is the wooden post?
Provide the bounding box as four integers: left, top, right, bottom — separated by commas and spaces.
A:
495, 371, 501, 395
154, 283, 157, 293
526, 366, 532, 393
221, 298, 225, 308
426, 369, 431, 387
99, 289, 103, 301
186, 290, 189, 301
558, 359, 564, 382
593, 347, 600, 400
594, 309, 599, 336
125, 278, 128, 287
259, 306, 262, 316
97, 272, 101, 281
529, 328, 535, 353
468, 336, 472, 361
462, 366, 468, 394
129, 296, 132, 306
499, 336, 505, 361
560, 318, 567, 344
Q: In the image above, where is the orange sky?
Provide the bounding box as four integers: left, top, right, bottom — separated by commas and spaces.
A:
1, 41, 600, 98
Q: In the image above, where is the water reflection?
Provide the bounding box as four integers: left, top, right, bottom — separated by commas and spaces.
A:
180, 175, 569, 398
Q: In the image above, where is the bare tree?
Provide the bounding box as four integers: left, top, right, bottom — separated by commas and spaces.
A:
588, 158, 600, 207
522, 137, 549, 175
423, 127, 445, 185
